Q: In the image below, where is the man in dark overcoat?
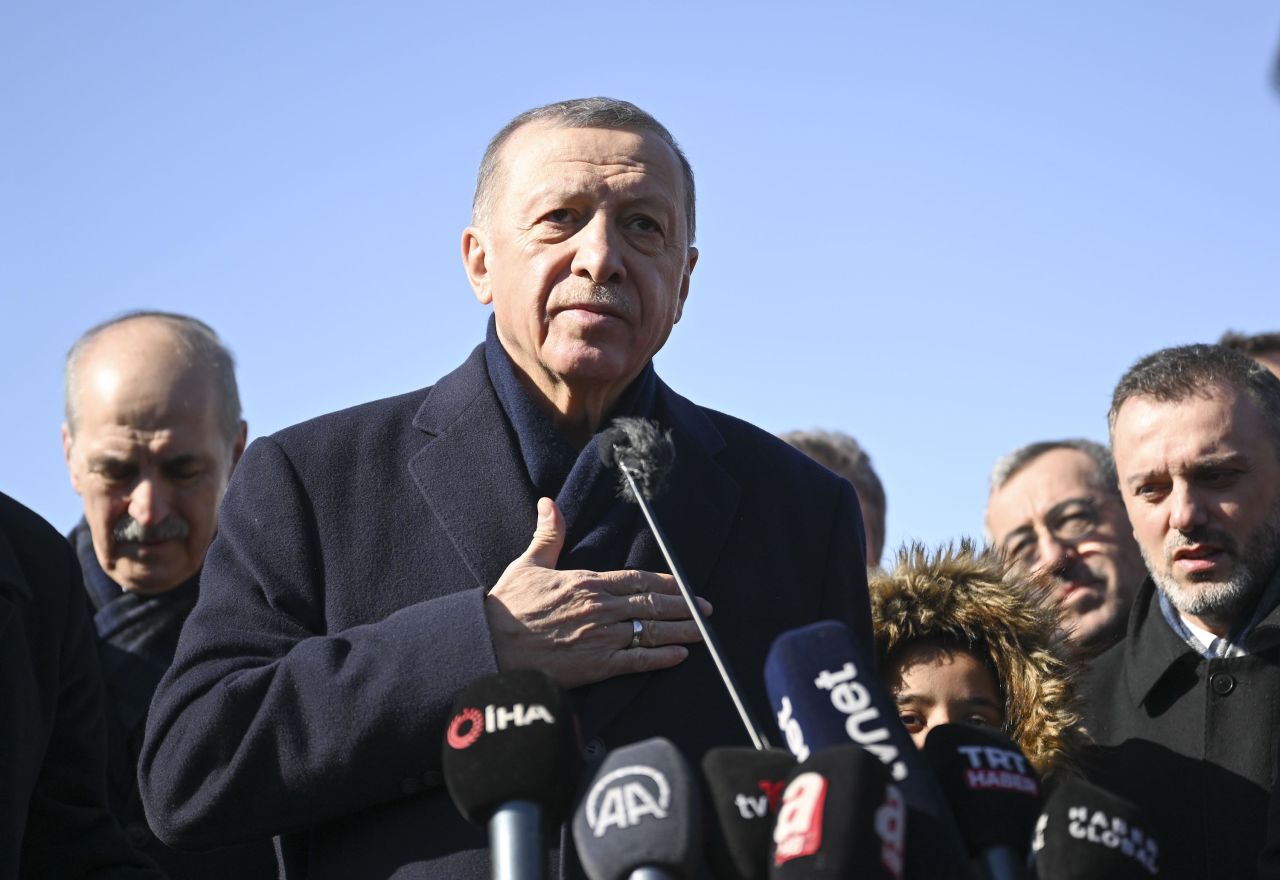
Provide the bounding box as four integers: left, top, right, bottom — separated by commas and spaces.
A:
138, 98, 871, 878
1084, 344, 1280, 880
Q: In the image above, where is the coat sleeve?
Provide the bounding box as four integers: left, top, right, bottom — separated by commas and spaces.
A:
138, 436, 501, 850
820, 478, 873, 650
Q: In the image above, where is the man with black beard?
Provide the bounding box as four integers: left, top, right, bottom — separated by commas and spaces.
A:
1084, 343, 1280, 880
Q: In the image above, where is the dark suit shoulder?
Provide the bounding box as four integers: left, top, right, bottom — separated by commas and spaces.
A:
271, 386, 433, 450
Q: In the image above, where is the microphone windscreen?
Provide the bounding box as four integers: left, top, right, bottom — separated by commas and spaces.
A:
573, 737, 701, 880
768, 745, 907, 879
441, 669, 582, 826
1032, 776, 1160, 878
701, 747, 797, 880
598, 416, 674, 502
922, 723, 1043, 857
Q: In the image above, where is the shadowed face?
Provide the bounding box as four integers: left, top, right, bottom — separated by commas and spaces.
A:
463, 123, 697, 418
886, 642, 1004, 750
986, 449, 1146, 654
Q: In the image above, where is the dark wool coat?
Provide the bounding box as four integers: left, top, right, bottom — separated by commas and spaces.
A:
0, 491, 163, 879
139, 345, 869, 879
71, 521, 280, 880
1083, 576, 1280, 880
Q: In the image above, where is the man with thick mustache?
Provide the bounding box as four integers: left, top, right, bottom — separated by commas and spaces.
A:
1083, 343, 1280, 880
139, 98, 867, 878
62, 311, 276, 878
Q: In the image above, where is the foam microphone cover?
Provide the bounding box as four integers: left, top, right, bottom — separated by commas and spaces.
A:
922, 723, 1043, 858
1032, 776, 1160, 879
573, 737, 702, 880
441, 669, 582, 826
768, 745, 907, 879
701, 747, 797, 880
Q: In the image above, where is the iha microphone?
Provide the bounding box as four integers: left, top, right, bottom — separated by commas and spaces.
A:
572, 737, 702, 880
768, 744, 907, 879
764, 621, 978, 879
1031, 776, 1159, 879
922, 724, 1044, 880
441, 669, 582, 880
600, 417, 770, 751
701, 747, 797, 880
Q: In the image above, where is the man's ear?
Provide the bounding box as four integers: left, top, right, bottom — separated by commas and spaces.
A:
229, 420, 248, 472
462, 226, 493, 305
61, 423, 81, 493
673, 246, 698, 324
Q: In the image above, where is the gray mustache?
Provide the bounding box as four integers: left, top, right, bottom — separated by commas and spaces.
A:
561, 284, 632, 318
113, 515, 191, 543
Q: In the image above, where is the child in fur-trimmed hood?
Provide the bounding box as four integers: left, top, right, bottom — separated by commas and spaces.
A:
869, 541, 1089, 778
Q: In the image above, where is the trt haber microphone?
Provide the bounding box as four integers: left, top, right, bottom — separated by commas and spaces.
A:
923, 723, 1044, 880
1031, 775, 1159, 879
600, 417, 771, 751
572, 737, 702, 880
768, 744, 907, 880
765, 621, 978, 880
442, 669, 582, 880
701, 747, 796, 880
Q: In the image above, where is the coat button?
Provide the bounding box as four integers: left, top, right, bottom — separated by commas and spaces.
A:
125, 822, 152, 848
1210, 672, 1236, 696
401, 776, 423, 795
582, 737, 605, 760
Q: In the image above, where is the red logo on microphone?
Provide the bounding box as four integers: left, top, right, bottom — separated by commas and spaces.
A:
446, 707, 484, 749
773, 772, 828, 864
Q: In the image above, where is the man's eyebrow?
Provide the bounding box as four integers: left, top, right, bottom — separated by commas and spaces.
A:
999, 524, 1035, 548
1043, 496, 1095, 522
893, 692, 933, 707
1189, 452, 1249, 472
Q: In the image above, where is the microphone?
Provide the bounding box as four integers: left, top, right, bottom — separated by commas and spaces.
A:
769, 744, 907, 879
764, 621, 978, 879
701, 747, 797, 879
1031, 775, 1160, 878
572, 737, 702, 880
600, 417, 771, 751
922, 724, 1044, 880
441, 669, 583, 880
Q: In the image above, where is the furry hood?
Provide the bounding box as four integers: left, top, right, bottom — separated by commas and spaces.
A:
869, 542, 1087, 777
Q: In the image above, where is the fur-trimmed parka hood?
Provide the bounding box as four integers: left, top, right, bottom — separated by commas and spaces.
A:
869, 541, 1088, 777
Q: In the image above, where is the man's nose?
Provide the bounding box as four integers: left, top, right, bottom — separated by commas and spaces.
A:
128, 476, 172, 526
1168, 483, 1208, 532
570, 214, 626, 284
1037, 531, 1080, 574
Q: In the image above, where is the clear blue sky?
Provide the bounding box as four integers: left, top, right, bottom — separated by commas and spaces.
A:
3, 2, 1277, 552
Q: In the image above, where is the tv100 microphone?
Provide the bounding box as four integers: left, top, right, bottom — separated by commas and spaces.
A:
572, 737, 701, 880
922, 723, 1044, 880
1031, 775, 1160, 879
701, 747, 797, 880
769, 744, 907, 879
764, 620, 978, 880
441, 669, 583, 880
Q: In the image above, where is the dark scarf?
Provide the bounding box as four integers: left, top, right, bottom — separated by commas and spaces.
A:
483, 316, 658, 573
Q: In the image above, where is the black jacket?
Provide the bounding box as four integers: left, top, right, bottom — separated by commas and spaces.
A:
0, 491, 163, 879
1083, 576, 1280, 880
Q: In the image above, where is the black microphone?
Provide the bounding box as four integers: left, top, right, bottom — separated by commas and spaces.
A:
922, 724, 1044, 880
572, 737, 702, 880
600, 417, 770, 751
441, 669, 582, 880
1031, 775, 1160, 878
701, 747, 797, 879
768, 744, 907, 879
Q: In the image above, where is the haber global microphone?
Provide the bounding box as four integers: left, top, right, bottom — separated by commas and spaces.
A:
701, 746, 797, 880
441, 669, 582, 880
1031, 775, 1160, 879
572, 737, 702, 880
768, 744, 907, 880
600, 417, 771, 751
922, 724, 1044, 880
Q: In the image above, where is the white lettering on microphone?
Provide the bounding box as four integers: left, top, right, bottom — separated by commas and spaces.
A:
1065, 806, 1159, 875
776, 697, 810, 762
584, 766, 671, 838
773, 772, 827, 864
446, 702, 555, 749
812, 663, 908, 781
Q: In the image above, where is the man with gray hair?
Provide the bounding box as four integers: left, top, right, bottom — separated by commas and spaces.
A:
780, 429, 885, 567
62, 311, 275, 878
985, 438, 1146, 657
1084, 343, 1280, 880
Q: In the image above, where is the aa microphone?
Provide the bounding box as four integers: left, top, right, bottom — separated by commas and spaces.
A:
441, 669, 582, 880
922, 724, 1044, 880
600, 417, 771, 751
572, 737, 702, 880
701, 747, 797, 879
769, 744, 907, 879
1031, 775, 1160, 878
765, 621, 982, 876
